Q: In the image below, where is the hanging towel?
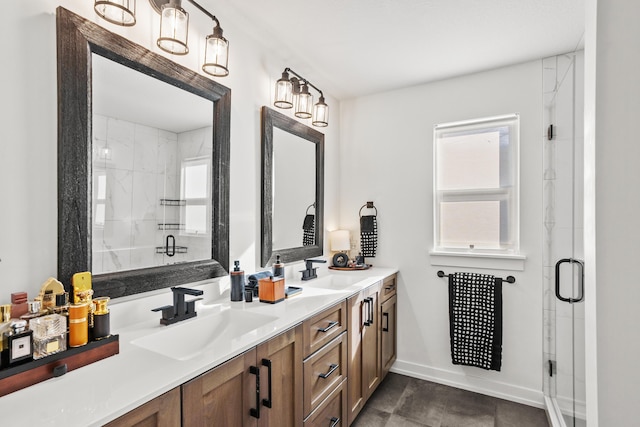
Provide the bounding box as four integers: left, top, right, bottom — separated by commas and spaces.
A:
449, 272, 502, 371
360, 215, 377, 257
302, 214, 315, 246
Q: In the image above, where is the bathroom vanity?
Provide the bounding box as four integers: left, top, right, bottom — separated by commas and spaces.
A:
0, 268, 397, 426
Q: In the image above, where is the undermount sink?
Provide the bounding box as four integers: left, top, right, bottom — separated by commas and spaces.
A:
302, 274, 370, 290
131, 307, 278, 361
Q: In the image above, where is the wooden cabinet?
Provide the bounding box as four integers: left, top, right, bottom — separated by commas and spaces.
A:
257, 325, 304, 426
303, 332, 347, 416
380, 275, 397, 380
105, 272, 397, 427
346, 283, 380, 425
304, 379, 348, 427
182, 325, 303, 427
105, 387, 181, 427
303, 300, 347, 358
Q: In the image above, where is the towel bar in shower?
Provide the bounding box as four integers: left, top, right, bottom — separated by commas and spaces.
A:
437, 270, 516, 284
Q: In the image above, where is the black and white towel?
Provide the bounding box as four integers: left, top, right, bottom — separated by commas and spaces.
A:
449, 272, 502, 371
302, 214, 315, 246
360, 215, 377, 257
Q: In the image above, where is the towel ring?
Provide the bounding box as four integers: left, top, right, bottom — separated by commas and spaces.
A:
359, 201, 377, 217
306, 203, 315, 215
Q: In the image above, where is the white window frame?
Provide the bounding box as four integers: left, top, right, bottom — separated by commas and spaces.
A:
180, 156, 211, 236
433, 113, 520, 256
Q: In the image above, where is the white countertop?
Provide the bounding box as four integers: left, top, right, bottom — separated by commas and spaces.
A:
0, 266, 397, 426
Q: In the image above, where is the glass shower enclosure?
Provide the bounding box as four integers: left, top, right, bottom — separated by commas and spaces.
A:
542, 52, 586, 427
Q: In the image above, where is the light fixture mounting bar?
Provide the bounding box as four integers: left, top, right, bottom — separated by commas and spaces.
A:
149, 0, 220, 24
285, 68, 324, 98
185, 0, 219, 24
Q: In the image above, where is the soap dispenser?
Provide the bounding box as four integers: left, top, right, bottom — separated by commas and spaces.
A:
272, 254, 285, 278
230, 260, 245, 302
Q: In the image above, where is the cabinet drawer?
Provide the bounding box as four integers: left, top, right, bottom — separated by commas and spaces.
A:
303, 300, 347, 358
380, 274, 397, 302
304, 379, 347, 427
303, 332, 347, 417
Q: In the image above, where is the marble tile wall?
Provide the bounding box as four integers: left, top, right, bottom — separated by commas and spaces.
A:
92, 114, 212, 274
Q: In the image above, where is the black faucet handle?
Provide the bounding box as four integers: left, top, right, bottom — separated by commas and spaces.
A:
171, 286, 204, 296
304, 258, 327, 269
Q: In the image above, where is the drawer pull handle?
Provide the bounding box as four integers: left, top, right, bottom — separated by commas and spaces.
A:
249, 365, 261, 418
383, 312, 389, 332
318, 321, 339, 333
385, 284, 395, 291
319, 363, 339, 379
262, 358, 273, 408
329, 417, 340, 427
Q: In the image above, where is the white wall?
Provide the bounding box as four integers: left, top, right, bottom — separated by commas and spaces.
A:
339, 60, 545, 405
585, 0, 640, 424
0, 0, 340, 299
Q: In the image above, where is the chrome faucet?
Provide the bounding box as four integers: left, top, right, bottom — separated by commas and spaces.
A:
300, 259, 327, 281
152, 287, 204, 325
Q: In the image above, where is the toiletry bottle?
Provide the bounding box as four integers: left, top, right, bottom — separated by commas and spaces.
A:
92, 297, 111, 340
273, 254, 285, 278
11, 292, 28, 319
68, 302, 89, 347
230, 260, 245, 302
20, 300, 47, 321
2, 319, 33, 367
30, 314, 67, 359
0, 305, 12, 338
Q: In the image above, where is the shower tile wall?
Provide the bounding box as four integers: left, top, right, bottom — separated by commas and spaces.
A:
542, 53, 585, 419
92, 114, 212, 274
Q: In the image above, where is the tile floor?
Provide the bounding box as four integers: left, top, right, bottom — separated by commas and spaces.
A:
352, 373, 549, 427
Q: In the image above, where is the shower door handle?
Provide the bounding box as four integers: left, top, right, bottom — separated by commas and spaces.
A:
555, 258, 585, 303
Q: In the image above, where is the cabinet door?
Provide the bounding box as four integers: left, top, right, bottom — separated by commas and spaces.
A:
347, 292, 365, 425
105, 387, 181, 427
182, 348, 259, 427
347, 283, 381, 425
257, 324, 304, 427
380, 294, 397, 379
362, 284, 381, 400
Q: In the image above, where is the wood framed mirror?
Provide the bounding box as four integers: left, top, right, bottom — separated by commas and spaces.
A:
57, 7, 230, 298
261, 106, 324, 267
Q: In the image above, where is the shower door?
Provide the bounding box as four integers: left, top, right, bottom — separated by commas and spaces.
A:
542, 52, 586, 427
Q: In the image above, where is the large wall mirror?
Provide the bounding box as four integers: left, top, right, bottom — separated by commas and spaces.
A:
261, 107, 324, 267
57, 7, 230, 298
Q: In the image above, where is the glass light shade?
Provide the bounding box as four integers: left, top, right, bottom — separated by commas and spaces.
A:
330, 230, 351, 251
202, 28, 229, 77
94, 0, 136, 26
157, 1, 189, 55
295, 84, 313, 119
312, 96, 329, 127
274, 72, 293, 109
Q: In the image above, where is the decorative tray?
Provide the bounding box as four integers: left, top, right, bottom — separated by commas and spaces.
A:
0, 334, 119, 397
328, 264, 372, 271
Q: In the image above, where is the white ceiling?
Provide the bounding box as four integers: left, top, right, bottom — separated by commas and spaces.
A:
216, 0, 585, 100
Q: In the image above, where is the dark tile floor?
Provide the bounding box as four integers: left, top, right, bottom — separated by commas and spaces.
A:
352, 373, 549, 427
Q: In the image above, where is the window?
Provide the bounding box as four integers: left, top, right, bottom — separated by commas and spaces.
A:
433, 114, 519, 255
181, 157, 211, 235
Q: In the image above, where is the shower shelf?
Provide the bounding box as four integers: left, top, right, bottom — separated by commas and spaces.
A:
160, 198, 186, 206
155, 246, 188, 254
157, 223, 184, 231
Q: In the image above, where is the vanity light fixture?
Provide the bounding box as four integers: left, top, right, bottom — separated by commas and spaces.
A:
157, 0, 189, 55
95, 0, 230, 76
94, 0, 136, 26
273, 68, 329, 127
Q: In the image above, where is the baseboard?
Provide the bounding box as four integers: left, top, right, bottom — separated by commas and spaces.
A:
390, 359, 546, 410
555, 394, 586, 421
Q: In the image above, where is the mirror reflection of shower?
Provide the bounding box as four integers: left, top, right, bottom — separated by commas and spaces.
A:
91, 54, 213, 274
